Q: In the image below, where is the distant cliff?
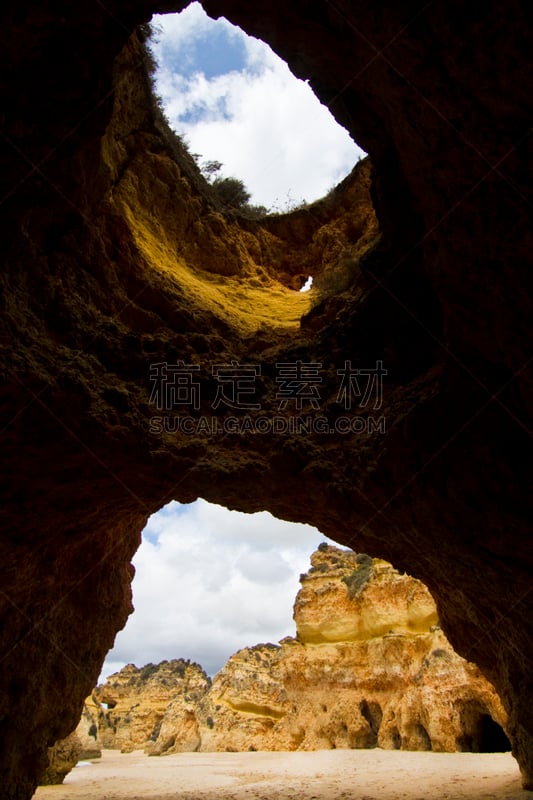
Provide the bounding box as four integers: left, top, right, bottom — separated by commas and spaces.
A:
94, 546, 509, 755
94, 660, 211, 753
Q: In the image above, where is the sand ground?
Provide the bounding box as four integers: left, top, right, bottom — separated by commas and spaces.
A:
34, 749, 531, 800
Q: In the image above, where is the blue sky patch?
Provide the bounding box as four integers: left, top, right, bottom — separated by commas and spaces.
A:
150, 5, 363, 210
162, 26, 247, 81
178, 94, 232, 125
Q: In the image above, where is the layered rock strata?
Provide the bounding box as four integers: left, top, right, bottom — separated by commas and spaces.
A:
94, 659, 210, 753
1, 1, 532, 796
95, 548, 508, 756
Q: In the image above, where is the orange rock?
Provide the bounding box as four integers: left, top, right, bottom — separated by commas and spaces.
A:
98, 548, 507, 756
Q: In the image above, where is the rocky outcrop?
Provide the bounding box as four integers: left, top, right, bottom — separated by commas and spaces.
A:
294, 547, 438, 643
39, 732, 82, 786
38, 700, 101, 786
76, 699, 102, 759
94, 660, 210, 753
1, 2, 532, 796
196, 644, 287, 753
95, 547, 508, 757
287, 548, 508, 753
193, 547, 508, 754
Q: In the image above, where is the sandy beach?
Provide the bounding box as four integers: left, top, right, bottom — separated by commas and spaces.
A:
34, 749, 531, 800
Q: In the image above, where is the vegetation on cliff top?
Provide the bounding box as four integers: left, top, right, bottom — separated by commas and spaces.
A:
138, 22, 272, 218
342, 554, 373, 599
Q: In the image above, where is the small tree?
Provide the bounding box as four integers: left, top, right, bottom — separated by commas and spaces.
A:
211, 176, 251, 210
201, 159, 223, 180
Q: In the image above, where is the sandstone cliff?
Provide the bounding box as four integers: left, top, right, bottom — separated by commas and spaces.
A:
193, 547, 508, 754
94, 659, 211, 753
38, 699, 101, 787
76, 699, 103, 759
95, 547, 508, 756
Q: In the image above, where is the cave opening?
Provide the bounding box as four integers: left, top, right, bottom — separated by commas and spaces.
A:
111, 3, 379, 340
456, 704, 512, 754
359, 699, 383, 748
414, 723, 432, 751
90, 503, 512, 763
146, 2, 366, 211
478, 715, 512, 753
101, 499, 334, 680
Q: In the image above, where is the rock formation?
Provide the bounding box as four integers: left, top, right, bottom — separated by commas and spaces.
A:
38, 732, 82, 786
76, 699, 103, 759
95, 547, 509, 756
37, 701, 101, 787
1, 2, 531, 796
94, 659, 210, 753
275, 547, 508, 754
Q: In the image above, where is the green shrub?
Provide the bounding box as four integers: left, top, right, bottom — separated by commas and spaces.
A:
174, 662, 186, 678
342, 555, 373, 599
137, 23, 267, 218
140, 663, 158, 682
211, 176, 251, 210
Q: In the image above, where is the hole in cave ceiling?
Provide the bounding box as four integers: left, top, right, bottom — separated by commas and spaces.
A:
299, 276, 314, 293
101, 499, 335, 680
146, 2, 366, 211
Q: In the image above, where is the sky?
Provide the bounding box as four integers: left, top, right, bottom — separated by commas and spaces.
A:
102, 501, 334, 680
149, 2, 366, 209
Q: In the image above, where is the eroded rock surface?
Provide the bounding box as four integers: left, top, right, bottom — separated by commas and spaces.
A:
0, 1, 531, 797
275, 548, 508, 754
94, 660, 210, 753
38, 732, 82, 786
76, 700, 103, 759
95, 548, 508, 756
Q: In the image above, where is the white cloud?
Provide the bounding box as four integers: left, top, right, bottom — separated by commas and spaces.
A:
150, 5, 365, 208
151, 3, 236, 61
102, 501, 333, 679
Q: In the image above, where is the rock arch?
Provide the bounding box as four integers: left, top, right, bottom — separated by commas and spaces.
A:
0, 1, 531, 797
457, 702, 512, 754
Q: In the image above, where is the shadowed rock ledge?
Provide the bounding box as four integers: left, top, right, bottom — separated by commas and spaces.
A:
0, 1, 531, 797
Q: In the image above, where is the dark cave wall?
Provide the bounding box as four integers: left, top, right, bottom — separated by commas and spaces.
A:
0, 2, 532, 798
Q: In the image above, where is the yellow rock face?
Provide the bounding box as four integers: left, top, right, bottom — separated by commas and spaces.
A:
93, 660, 210, 753
39, 732, 82, 786
95, 547, 506, 756
75, 700, 102, 759
294, 547, 438, 643
189, 547, 506, 754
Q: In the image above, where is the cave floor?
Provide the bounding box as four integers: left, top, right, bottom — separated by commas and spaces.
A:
34, 748, 530, 799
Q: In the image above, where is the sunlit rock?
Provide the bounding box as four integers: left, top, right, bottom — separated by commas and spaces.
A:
95, 548, 508, 756
94, 660, 210, 753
